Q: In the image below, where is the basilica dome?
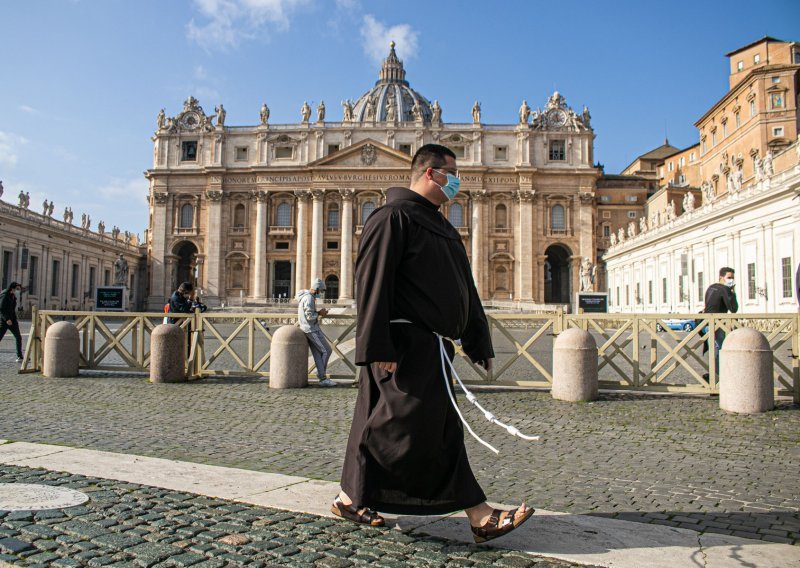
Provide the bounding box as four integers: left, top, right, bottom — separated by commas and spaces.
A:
349, 43, 435, 124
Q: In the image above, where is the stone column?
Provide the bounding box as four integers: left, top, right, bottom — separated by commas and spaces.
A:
310, 189, 325, 282
204, 188, 224, 304
470, 190, 488, 298
252, 191, 268, 299
294, 190, 310, 295
516, 189, 535, 301
339, 189, 355, 302
147, 190, 169, 310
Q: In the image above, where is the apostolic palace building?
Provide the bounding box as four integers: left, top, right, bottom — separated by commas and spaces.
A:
143, 44, 599, 310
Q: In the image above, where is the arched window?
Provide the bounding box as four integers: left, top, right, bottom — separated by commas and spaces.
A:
179, 203, 193, 228
233, 203, 246, 227
327, 204, 340, 230
361, 201, 376, 224
495, 204, 507, 228
448, 203, 463, 227
276, 202, 291, 227
551, 204, 565, 231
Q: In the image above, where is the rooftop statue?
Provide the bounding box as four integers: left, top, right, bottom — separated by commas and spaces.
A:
260, 103, 270, 125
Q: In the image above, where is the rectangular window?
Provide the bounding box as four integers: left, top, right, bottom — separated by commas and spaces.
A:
275, 241, 289, 250
702, 140, 707, 153
326, 241, 339, 250
28, 256, 38, 296
773, 126, 784, 137
275, 146, 293, 159
648, 280, 653, 304
636, 283, 641, 304
781, 257, 792, 298
712, 132, 717, 146
678, 275, 685, 303
548, 140, 565, 161
754, 54, 760, 65
327, 207, 339, 230
662, 277, 668, 303
679, 157, 685, 168
770, 93, 783, 109
327, 144, 340, 155
70, 264, 79, 298
51, 260, 61, 296
678, 174, 686, 185
104, 269, 110, 286
625, 285, 630, 306
750, 100, 756, 116
697, 272, 704, 302
181, 141, 197, 162
1, 251, 12, 289
603, 225, 610, 237
734, 112, 740, 128
599, 195, 610, 203
494, 146, 508, 161
449, 145, 466, 159
771, 76, 780, 83
690, 152, 696, 162
668, 162, 674, 172
736, 60, 743, 72
616, 287, 620, 306
747, 263, 757, 300
235, 146, 248, 161
627, 211, 636, 219
625, 195, 637, 203
398, 143, 412, 155
722, 123, 728, 137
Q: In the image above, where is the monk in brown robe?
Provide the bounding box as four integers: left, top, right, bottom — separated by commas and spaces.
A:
331, 144, 533, 543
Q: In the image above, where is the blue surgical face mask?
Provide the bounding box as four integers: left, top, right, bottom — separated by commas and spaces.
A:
314, 293, 321, 299
724, 278, 735, 288
433, 169, 460, 200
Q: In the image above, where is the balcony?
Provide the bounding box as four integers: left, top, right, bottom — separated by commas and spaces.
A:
229, 226, 249, 235
269, 226, 295, 236
174, 227, 197, 236
456, 226, 470, 237
492, 226, 512, 235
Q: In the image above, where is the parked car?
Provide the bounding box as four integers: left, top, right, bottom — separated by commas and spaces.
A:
655, 318, 696, 332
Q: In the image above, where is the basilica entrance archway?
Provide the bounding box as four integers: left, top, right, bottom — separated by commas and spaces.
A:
544, 244, 571, 304
173, 241, 199, 289
325, 275, 339, 301
272, 261, 292, 299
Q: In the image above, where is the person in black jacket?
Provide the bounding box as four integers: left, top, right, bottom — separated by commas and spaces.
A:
703, 267, 738, 377
0, 282, 24, 361
167, 281, 194, 324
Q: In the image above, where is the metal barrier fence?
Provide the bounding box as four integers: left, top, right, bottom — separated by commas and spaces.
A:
21, 309, 799, 402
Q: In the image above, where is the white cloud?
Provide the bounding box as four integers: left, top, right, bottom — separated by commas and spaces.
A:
19, 105, 42, 116
193, 65, 209, 80
187, 0, 309, 50
360, 15, 419, 65
0, 131, 29, 167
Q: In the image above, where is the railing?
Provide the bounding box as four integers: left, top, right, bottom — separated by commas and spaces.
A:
20, 309, 799, 402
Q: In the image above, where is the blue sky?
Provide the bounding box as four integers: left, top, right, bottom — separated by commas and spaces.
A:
1, 0, 798, 236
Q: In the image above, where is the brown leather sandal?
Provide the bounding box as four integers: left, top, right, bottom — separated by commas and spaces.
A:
330, 495, 385, 527
471, 505, 535, 543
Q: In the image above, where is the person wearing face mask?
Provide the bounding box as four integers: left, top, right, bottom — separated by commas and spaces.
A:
296, 278, 335, 387
0, 282, 25, 362
167, 281, 195, 324
332, 144, 533, 543
703, 267, 739, 378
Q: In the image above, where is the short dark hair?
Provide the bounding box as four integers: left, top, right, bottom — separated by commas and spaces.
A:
178, 281, 194, 293
410, 144, 456, 183
719, 267, 735, 277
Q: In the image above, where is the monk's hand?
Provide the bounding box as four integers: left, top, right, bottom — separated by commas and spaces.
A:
476, 358, 494, 371
376, 361, 397, 373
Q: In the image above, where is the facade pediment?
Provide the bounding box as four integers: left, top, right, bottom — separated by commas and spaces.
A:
309, 140, 411, 169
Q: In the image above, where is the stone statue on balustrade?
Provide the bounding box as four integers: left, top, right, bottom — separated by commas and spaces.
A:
47, 201, 54, 217
114, 254, 129, 286
431, 100, 441, 123
214, 104, 226, 126
763, 151, 774, 177
734, 166, 743, 192
702, 180, 715, 203
471, 101, 481, 124
156, 109, 165, 130
754, 156, 764, 181
627, 221, 637, 239
639, 216, 647, 234
341, 99, 353, 122
617, 227, 626, 243
649, 211, 657, 230
42, 199, 49, 215
0, 180, 4, 199
80, 213, 87, 229
609, 233, 617, 246
98, 220, 105, 235
664, 200, 675, 222
317, 100, 325, 122
260, 103, 270, 125
18, 191, 27, 208
300, 101, 311, 123
111, 226, 120, 239
582, 105, 592, 128
519, 100, 530, 124
683, 190, 695, 213
579, 258, 595, 292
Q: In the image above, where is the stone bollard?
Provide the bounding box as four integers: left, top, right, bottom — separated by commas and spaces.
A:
150, 324, 187, 383
270, 325, 309, 389
43, 322, 80, 378
719, 328, 774, 413
552, 328, 598, 402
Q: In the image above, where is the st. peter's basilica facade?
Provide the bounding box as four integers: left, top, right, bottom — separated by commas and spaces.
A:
144, 44, 598, 309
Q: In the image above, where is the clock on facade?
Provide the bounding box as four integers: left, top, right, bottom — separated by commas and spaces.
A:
547, 109, 567, 128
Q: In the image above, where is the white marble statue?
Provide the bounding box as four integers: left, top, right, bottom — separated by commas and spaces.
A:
684, 190, 695, 213
341, 99, 353, 122
579, 257, 595, 292
519, 100, 530, 124
639, 216, 647, 233
617, 227, 626, 243
734, 166, 743, 191
215, 104, 226, 126
300, 101, 311, 123
754, 156, 764, 181
431, 100, 442, 123
471, 101, 481, 124
609, 233, 617, 246
156, 109, 165, 130
47, 201, 54, 217
114, 254, 129, 286
260, 103, 270, 125
316, 100, 325, 122
763, 151, 774, 177
627, 221, 637, 238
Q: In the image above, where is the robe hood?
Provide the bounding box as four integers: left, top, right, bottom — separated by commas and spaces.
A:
383, 187, 461, 240
296, 289, 312, 301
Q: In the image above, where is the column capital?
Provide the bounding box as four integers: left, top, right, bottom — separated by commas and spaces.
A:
471, 190, 488, 203
513, 190, 535, 203
310, 189, 325, 201
294, 189, 311, 201
251, 190, 268, 202
152, 192, 169, 205
204, 189, 223, 202
339, 188, 356, 201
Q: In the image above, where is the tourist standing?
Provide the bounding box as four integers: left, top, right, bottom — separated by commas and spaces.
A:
703, 267, 738, 376
297, 278, 335, 387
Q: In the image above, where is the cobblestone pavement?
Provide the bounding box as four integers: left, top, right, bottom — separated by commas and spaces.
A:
0, 464, 587, 567
1, 354, 799, 547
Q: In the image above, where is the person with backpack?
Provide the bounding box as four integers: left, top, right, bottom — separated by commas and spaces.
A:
0, 282, 25, 362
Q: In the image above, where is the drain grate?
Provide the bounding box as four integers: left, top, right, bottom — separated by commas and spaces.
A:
0, 483, 89, 511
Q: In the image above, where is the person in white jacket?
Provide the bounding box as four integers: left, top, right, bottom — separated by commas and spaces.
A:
297, 278, 336, 387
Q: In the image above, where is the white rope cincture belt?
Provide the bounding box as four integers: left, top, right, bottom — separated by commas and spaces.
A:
390, 319, 540, 454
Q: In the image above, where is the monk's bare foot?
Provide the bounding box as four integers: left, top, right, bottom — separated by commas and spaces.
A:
337, 491, 353, 507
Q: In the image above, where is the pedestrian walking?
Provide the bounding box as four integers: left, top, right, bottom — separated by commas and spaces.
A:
703, 267, 738, 377
331, 144, 533, 543
0, 282, 25, 362
297, 278, 335, 387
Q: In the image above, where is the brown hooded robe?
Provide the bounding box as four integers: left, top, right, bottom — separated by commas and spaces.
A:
340, 187, 494, 515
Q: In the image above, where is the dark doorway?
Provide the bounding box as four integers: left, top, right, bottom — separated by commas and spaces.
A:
544, 244, 571, 304
273, 261, 291, 299
325, 275, 339, 301
174, 241, 199, 289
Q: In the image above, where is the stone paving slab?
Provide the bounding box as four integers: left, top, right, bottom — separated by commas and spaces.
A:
1, 366, 798, 546
0, 463, 591, 567
2, 443, 799, 567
